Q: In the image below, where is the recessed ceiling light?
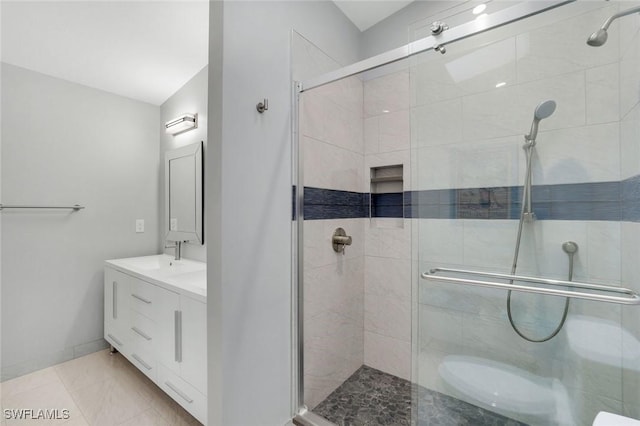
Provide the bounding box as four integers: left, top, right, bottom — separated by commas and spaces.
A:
472, 4, 487, 15
495, 82, 507, 88
382, 109, 390, 113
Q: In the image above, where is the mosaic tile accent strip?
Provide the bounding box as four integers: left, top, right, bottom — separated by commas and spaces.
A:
298, 175, 640, 222
312, 365, 525, 426
303, 187, 368, 220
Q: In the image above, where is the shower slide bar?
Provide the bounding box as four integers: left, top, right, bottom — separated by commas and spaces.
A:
0, 204, 84, 211
422, 267, 640, 305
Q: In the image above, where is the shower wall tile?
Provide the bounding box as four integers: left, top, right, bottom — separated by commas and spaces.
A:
586, 63, 620, 125
461, 314, 543, 371
364, 116, 379, 155
364, 219, 411, 259
412, 146, 456, 191
462, 220, 517, 270
418, 304, 463, 354
419, 275, 506, 322
364, 256, 411, 343
303, 136, 364, 193
304, 258, 364, 323
559, 339, 623, 403
621, 221, 640, 289
303, 254, 365, 409
412, 98, 463, 146
461, 84, 521, 140
586, 221, 621, 282
418, 219, 464, 266
530, 123, 620, 185
378, 109, 410, 153
620, 27, 640, 118
364, 291, 411, 342
454, 137, 521, 189
619, 1, 640, 59
621, 103, 640, 180
516, 71, 587, 132
363, 332, 411, 381
517, 220, 590, 281
364, 70, 409, 118
411, 56, 465, 106
515, 4, 620, 84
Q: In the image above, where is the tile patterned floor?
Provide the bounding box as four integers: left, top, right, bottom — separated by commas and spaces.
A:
313, 365, 525, 426
0, 349, 201, 426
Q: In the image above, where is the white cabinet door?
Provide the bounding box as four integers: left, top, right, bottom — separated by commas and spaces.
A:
180, 296, 207, 394
104, 267, 130, 350
155, 286, 181, 374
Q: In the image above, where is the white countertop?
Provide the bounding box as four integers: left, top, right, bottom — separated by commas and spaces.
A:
105, 254, 206, 302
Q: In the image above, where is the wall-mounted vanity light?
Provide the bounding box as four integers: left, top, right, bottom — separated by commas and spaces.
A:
165, 113, 198, 135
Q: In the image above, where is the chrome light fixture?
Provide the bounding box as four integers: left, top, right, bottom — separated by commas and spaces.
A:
165, 113, 197, 135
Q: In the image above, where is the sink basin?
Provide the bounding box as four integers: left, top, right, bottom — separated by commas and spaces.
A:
109, 254, 205, 278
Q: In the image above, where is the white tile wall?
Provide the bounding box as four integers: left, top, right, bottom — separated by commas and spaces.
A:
364, 71, 409, 118
530, 123, 621, 185
586, 63, 620, 125
303, 136, 364, 192
620, 103, 640, 180
363, 332, 411, 381
299, 39, 366, 409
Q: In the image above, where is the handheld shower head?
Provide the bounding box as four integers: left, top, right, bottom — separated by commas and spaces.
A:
587, 28, 608, 46
526, 100, 556, 142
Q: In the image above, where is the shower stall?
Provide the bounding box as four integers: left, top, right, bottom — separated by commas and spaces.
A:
292, 1, 640, 424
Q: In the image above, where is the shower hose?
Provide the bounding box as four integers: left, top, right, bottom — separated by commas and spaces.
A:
507, 145, 571, 343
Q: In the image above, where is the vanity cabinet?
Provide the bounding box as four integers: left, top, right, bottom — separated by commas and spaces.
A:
104, 268, 131, 351
104, 264, 206, 424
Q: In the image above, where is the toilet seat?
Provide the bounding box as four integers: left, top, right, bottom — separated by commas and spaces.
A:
438, 355, 556, 417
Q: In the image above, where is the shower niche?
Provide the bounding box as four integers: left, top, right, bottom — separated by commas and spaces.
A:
370, 164, 404, 220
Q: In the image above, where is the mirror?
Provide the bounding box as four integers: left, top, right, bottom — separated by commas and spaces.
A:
165, 141, 203, 244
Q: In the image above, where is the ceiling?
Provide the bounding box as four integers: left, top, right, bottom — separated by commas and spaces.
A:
0, 1, 209, 106
0, 1, 410, 105
333, 0, 415, 32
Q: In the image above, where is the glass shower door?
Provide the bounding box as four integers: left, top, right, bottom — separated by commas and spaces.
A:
411, 1, 640, 424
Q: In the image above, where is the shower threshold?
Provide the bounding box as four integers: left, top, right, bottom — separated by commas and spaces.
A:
311, 365, 526, 426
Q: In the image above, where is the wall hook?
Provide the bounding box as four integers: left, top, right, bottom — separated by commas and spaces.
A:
256, 98, 269, 113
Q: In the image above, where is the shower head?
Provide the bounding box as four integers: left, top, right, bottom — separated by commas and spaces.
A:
587, 5, 640, 47
587, 28, 608, 47
525, 100, 556, 142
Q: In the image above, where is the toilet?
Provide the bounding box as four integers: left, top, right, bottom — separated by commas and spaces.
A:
438, 355, 557, 422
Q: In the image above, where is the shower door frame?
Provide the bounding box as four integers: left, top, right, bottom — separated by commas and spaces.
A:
291, 1, 574, 422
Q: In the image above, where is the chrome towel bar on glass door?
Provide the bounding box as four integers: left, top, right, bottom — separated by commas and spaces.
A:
0, 204, 84, 211
421, 267, 640, 305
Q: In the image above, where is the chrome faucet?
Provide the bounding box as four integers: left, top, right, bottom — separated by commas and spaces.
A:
165, 240, 183, 260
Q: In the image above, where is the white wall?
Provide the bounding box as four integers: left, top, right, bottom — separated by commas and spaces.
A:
207, 2, 361, 425
160, 66, 208, 263
1, 63, 161, 380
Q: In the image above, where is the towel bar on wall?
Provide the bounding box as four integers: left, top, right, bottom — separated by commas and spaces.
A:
0, 204, 84, 211
421, 267, 640, 305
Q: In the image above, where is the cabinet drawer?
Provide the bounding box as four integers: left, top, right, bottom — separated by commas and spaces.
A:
127, 349, 157, 383
129, 310, 155, 354
130, 279, 156, 319
158, 364, 206, 424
